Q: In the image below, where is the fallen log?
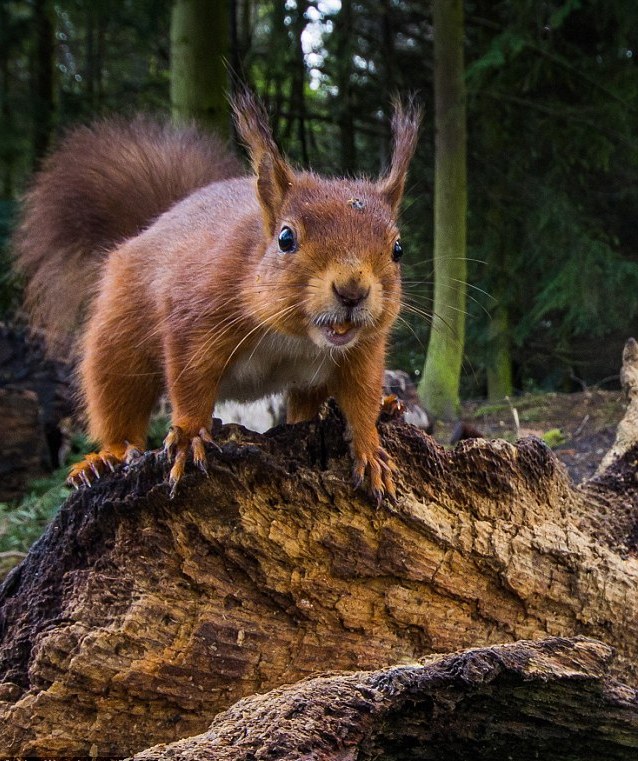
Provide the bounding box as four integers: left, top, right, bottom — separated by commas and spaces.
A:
132, 637, 638, 761
1, 339, 638, 756
0, 406, 637, 756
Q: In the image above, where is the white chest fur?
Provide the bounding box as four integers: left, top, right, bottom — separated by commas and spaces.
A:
216, 333, 333, 403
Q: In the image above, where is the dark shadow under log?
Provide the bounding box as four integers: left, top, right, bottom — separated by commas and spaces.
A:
0, 396, 637, 755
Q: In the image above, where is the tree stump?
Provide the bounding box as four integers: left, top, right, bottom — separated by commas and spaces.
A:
0, 321, 74, 492
0, 387, 49, 501
1, 342, 638, 757
598, 337, 638, 472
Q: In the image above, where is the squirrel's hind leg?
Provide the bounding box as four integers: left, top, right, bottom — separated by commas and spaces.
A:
69, 324, 164, 488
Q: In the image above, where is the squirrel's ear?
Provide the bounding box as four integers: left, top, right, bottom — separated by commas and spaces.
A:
232, 89, 293, 234
379, 97, 422, 214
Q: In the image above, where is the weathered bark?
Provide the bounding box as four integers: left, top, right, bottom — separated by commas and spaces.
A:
0, 394, 638, 755
133, 637, 638, 761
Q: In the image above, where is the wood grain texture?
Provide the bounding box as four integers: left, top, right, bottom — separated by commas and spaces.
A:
133, 638, 638, 761
0, 405, 637, 755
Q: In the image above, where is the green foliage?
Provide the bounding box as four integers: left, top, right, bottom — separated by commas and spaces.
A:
1, 0, 172, 196
2, 0, 638, 397
464, 0, 638, 391
466, 29, 527, 79
521, 238, 638, 341
0, 470, 70, 555
148, 413, 171, 450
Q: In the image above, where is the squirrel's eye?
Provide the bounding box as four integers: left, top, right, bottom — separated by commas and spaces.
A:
392, 239, 403, 262
278, 226, 296, 253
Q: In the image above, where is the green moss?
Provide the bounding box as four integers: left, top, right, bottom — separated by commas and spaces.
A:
474, 393, 552, 420
541, 428, 566, 448
474, 401, 512, 417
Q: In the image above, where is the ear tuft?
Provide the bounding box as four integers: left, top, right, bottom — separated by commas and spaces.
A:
380, 96, 422, 213
232, 89, 293, 234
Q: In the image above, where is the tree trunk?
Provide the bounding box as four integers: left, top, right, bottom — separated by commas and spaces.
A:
0, 387, 50, 501
419, 0, 467, 420
0, 1, 14, 197
334, 0, 356, 175
487, 302, 514, 399
282, 0, 309, 165
598, 337, 638, 473
484, 199, 515, 400
380, 0, 398, 93
32, 0, 56, 165
83, 1, 106, 112
170, 0, 231, 136
263, 1, 287, 141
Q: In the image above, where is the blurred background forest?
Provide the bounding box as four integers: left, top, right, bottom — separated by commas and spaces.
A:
1, 0, 638, 400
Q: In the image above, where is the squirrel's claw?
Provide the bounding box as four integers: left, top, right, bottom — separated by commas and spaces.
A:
352, 445, 397, 506
101, 455, 116, 472
164, 425, 216, 497
168, 449, 187, 499
67, 450, 124, 490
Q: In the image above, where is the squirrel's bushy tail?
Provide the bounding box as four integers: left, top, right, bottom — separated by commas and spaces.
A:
14, 116, 243, 353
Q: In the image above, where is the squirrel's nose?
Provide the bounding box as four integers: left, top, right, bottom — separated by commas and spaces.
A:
332, 281, 370, 308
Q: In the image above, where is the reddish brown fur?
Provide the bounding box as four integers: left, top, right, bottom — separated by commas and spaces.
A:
15, 93, 421, 501
14, 116, 242, 350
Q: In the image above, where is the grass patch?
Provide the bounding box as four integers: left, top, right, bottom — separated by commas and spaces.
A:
0, 418, 170, 569
474, 393, 553, 420
0, 468, 71, 556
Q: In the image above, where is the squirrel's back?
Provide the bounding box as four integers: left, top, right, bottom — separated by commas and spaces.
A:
14, 115, 243, 352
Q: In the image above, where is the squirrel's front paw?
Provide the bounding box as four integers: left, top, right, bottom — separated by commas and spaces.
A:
352, 446, 397, 507
68, 444, 142, 489
163, 425, 218, 498
68, 450, 121, 488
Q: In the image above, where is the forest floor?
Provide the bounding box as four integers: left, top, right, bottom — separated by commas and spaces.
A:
434, 389, 626, 484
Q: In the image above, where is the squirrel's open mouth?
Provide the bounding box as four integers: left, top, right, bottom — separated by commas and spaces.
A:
320, 322, 359, 347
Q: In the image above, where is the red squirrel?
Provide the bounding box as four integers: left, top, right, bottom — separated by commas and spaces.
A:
15, 91, 421, 503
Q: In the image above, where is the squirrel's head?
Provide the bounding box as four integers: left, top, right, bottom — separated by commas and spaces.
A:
233, 90, 421, 350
